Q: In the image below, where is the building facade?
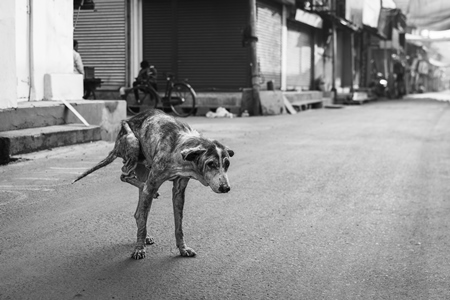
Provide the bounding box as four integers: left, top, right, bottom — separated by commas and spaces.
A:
73, 0, 321, 100
0, 0, 82, 109
2, 0, 419, 111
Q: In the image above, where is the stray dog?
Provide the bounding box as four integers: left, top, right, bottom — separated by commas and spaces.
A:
73, 109, 234, 259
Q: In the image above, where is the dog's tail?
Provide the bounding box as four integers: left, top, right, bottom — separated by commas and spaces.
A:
72, 150, 118, 184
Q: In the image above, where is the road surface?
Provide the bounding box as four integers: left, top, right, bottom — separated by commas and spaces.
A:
1, 97, 450, 299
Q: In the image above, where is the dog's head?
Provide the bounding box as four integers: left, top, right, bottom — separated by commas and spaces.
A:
181, 140, 234, 193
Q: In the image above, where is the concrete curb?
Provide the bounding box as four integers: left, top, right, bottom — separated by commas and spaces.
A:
0, 91, 325, 163
0, 99, 126, 164
0, 124, 101, 164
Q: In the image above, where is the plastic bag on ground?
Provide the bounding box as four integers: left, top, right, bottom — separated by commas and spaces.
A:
206, 107, 234, 118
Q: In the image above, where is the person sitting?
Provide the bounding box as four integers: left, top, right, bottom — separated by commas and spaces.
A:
73, 40, 84, 76
133, 60, 157, 103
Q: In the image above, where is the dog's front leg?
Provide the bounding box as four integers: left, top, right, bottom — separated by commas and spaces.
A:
131, 183, 158, 259
172, 177, 196, 257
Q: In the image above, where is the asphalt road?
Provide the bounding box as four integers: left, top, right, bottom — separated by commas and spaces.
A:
1, 97, 450, 300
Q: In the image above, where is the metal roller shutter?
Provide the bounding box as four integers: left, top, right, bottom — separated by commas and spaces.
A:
286, 20, 313, 90
176, 0, 249, 90
74, 0, 127, 90
142, 0, 249, 91
256, 0, 282, 89
142, 0, 173, 89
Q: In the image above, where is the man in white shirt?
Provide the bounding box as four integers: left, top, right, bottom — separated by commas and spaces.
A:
73, 40, 84, 76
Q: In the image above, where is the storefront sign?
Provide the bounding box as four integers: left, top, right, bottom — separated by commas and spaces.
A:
295, 9, 323, 28
345, 0, 363, 29
362, 0, 381, 28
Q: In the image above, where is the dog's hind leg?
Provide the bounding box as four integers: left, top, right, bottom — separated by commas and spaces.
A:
124, 162, 160, 199
119, 121, 140, 181
135, 162, 155, 245
172, 177, 196, 257
131, 188, 154, 259
131, 178, 162, 260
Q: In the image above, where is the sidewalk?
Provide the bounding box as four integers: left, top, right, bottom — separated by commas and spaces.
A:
0, 99, 126, 164
0, 90, 329, 164
407, 90, 450, 102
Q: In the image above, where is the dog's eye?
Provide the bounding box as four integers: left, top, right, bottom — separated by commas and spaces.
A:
224, 160, 230, 170
207, 161, 216, 169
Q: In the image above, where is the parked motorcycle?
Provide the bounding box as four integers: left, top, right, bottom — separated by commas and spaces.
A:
370, 72, 389, 98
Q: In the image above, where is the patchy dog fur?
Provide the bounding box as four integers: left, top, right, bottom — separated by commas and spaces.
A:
73, 109, 234, 259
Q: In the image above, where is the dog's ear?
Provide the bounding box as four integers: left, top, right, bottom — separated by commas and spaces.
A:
181, 146, 207, 161
226, 149, 234, 157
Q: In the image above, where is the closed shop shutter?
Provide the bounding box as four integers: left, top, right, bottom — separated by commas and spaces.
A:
142, 0, 249, 91
142, 0, 173, 89
286, 20, 313, 90
176, 0, 249, 90
73, 0, 127, 90
256, 0, 282, 89
341, 30, 353, 87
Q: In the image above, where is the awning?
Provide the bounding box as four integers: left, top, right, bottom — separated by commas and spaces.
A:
335, 16, 360, 31
405, 35, 424, 47
316, 12, 360, 32
429, 58, 449, 68
377, 8, 407, 40
363, 25, 387, 40
407, 0, 450, 31
271, 0, 295, 6
294, 9, 323, 29
405, 33, 425, 41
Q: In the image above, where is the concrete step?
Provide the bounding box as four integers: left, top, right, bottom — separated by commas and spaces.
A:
0, 124, 101, 164
0, 101, 68, 131
0, 100, 126, 141
289, 99, 323, 108
284, 91, 324, 111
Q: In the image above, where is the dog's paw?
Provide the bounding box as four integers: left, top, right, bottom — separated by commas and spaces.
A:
145, 236, 155, 245
131, 246, 146, 260
179, 246, 196, 257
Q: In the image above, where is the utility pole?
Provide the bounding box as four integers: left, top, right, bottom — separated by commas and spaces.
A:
350, 32, 354, 93
330, 0, 337, 103
248, 0, 261, 116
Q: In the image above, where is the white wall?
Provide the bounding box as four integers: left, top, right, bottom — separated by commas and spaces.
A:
15, 0, 31, 101
31, 0, 75, 101
0, 1, 18, 108
0, 0, 81, 109
129, 0, 143, 87
281, 6, 287, 91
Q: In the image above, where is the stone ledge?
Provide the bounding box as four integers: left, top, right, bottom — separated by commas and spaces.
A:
196, 92, 242, 107
283, 91, 324, 110
0, 100, 126, 141
0, 124, 101, 164
283, 91, 323, 102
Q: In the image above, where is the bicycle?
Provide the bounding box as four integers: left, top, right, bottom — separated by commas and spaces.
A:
122, 73, 196, 117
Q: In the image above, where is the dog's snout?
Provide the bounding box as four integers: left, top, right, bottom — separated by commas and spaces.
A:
219, 185, 230, 193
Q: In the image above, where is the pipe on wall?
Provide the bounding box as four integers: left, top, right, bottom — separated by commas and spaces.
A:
28, 0, 34, 101
248, 0, 261, 116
